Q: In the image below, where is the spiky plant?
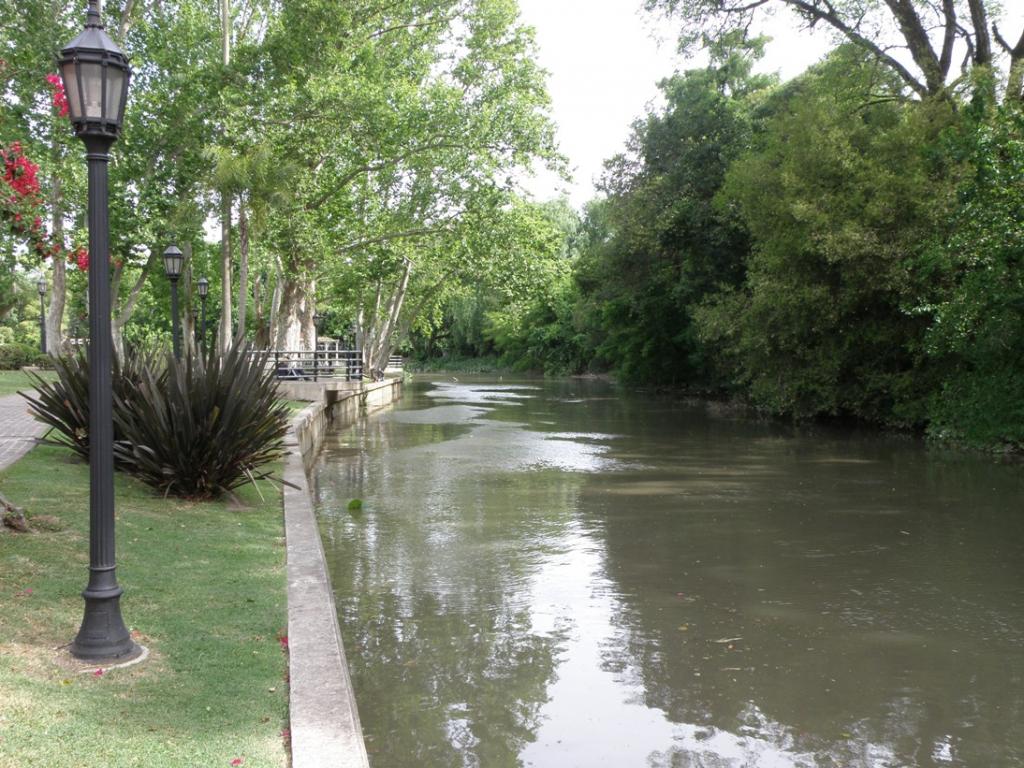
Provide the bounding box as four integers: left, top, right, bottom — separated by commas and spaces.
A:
22, 345, 161, 463
111, 341, 290, 499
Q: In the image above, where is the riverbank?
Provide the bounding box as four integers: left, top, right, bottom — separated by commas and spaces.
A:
0, 445, 288, 767
281, 376, 400, 768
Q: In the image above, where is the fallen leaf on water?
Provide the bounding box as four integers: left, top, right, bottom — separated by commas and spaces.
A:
711, 637, 743, 644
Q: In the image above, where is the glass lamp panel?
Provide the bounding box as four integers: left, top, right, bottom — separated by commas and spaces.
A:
163, 255, 179, 277
105, 66, 126, 123
60, 61, 83, 121
79, 61, 104, 119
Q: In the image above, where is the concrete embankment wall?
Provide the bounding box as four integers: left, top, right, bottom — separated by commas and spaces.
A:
282, 378, 402, 768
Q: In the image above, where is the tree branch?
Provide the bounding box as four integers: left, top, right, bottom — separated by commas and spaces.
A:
338, 224, 454, 253
965, 0, 992, 66
783, 0, 931, 97
938, 0, 956, 80
882, 0, 943, 92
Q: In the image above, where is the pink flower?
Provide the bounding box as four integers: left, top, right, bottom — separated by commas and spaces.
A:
93, 668, 104, 677
230, 758, 244, 766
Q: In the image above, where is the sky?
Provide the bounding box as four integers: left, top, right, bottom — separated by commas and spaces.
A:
514, 1, 833, 207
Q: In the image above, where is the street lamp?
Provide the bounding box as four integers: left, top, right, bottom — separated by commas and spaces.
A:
58, 0, 138, 662
36, 278, 47, 354
197, 276, 209, 348
162, 245, 184, 360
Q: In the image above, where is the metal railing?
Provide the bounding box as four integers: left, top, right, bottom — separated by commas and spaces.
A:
261, 348, 363, 382
255, 345, 403, 382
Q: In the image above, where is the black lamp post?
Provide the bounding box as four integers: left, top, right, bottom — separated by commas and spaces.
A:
192, 306, 200, 345
36, 278, 47, 354
59, 0, 138, 662
197, 276, 209, 348
162, 245, 184, 359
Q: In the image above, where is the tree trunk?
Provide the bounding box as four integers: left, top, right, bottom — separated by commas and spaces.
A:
236, 199, 249, 343
362, 259, 411, 377
46, 173, 66, 355
273, 271, 315, 351
218, 0, 232, 351
264, 256, 283, 346
253, 256, 265, 347
219, 193, 233, 352
220, 0, 231, 66
112, 246, 158, 361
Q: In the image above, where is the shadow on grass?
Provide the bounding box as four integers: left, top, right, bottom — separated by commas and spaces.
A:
0, 444, 289, 767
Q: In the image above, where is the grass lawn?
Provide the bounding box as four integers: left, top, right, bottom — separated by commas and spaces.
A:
0, 370, 56, 398
0, 445, 288, 767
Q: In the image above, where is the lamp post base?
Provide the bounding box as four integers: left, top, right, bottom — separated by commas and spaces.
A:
69, 591, 140, 662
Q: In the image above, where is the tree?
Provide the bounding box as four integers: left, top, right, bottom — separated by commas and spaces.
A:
923, 103, 1024, 446
696, 48, 958, 423
250, 0, 559, 361
559, 38, 770, 384
647, 0, 1024, 101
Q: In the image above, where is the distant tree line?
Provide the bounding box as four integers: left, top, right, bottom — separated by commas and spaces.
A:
418, 2, 1024, 450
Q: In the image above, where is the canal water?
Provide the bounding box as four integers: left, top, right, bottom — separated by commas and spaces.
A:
312, 377, 1024, 768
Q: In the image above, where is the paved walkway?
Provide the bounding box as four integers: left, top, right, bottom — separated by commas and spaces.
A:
0, 394, 46, 471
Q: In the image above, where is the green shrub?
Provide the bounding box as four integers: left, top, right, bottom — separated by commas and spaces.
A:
112, 342, 290, 499
0, 342, 43, 370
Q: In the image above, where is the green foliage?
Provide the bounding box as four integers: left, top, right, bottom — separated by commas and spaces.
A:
698, 50, 957, 424
923, 104, 1024, 447
112, 342, 291, 499
531, 44, 771, 385
0, 343, 49, 370
485, 271, 591, 375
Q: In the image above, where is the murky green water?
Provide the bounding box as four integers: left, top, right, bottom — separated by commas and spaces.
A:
313, 377, 1024, 767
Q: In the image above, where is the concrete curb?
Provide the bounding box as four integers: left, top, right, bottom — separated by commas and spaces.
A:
284, 379, 402, 768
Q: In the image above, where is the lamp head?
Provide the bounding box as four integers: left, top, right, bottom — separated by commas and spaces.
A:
162, 245, 184, 280
57, 1, 131, 139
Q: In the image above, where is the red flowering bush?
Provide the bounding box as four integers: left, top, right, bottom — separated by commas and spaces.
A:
45, 74, 69, 118
1, 140, 87, 269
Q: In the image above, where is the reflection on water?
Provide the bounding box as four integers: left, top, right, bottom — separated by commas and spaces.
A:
313, 377, 1024, 767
